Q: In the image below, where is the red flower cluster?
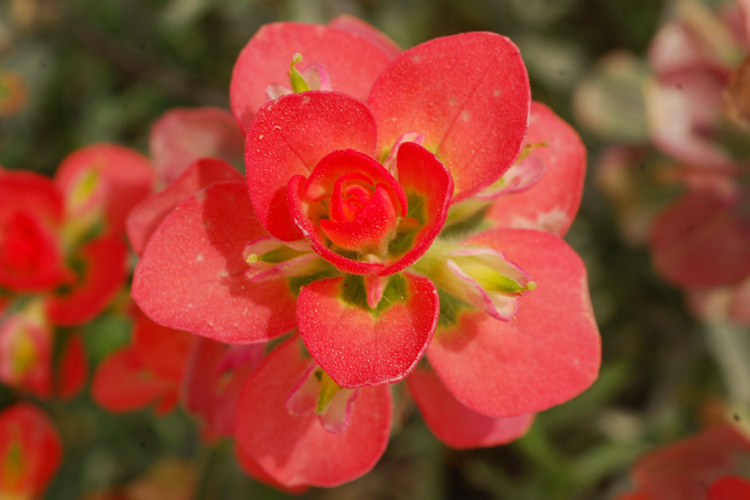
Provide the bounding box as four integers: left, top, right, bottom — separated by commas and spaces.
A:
131, 17, 600, 487
0, 144, 153, 398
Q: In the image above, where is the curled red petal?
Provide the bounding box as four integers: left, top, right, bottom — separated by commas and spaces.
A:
132, 181, 297, 344
485, 101, 586, 236
230, 22, 391, 132
297, 273, 438, 387
427, 229, 600, 417
407, 368, 534, 449
149, 107, 244, 185
55, 143, 154, 235
368, 32, 530, 201
127, 158, 243, 256
651, 189, 750, 287
380, 142, 453, 275
235, 337, 391, 488
0, 403, 61, 498
246, 92, 377, 241
46, 236, 128, 326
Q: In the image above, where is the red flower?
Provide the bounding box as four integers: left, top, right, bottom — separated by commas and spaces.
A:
133, 19, 599, 487
0, 144, 153, 327
0, 403, 62, 500
0, 301, 87, 398
613, 424, 750, 500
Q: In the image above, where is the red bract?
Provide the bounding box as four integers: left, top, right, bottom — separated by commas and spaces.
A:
234, 336, 391, 488
230, 20, 397, 132
0, 403, 62, 499
134, 19, 599, 488
126, 158, 242, 256
93, 307, 192, 415
55, 144, 153, 236
651, 189, 750, 288
614, 424, 750, 500
406, 368, 534, 449
1, 144, 153, 328
0, 169, 68, 293
182, 337, 264, 441
0, 301, 87, 399
484, 101, 587, 236
149, 107, 244, 186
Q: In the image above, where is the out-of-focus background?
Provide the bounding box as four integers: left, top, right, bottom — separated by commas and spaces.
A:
2, 0, 749, 499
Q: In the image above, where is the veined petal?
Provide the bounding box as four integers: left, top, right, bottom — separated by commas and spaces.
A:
149, 107, 244, 185
368, 32, 530, 201
407, 368, 534, 449
484, 102, 587, 236
132, 181, 297, 344
231, 22, 391, 132
296, 273, 438, 387
427, 229, 600, 417
127, 158, 243, 256
235, 337, 391, 488
246, 92, 377, 241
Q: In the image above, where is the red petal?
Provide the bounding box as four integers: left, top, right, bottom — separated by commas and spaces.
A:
56, 334, 87, 399
0, 310, 52, 397
427, 229, 600, 416
246, 92, 377, 241
709, 476, 750, 500
380, 142, 453, 275
46, 236, 128, 326
132, 309, 192, 382
0, 403, 61, 498
55, 143, 154, 234
407, 368, 534, 449
149, 107, 244, 184
132, 181, 297, 343
368, 32, 530, 201
234, 444, 309, 494
235, 337, 391, 488
230, 22, 391, 132
485, 102, 586, 236
297, 273, 438, 387
651, 189, 750, 287
0, 170, 67, 292
183, 338, 261, 441
91, 348, 169, 412
632, 425, 750, 500
127, 158, 243, 256
327, 15, 401, 60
